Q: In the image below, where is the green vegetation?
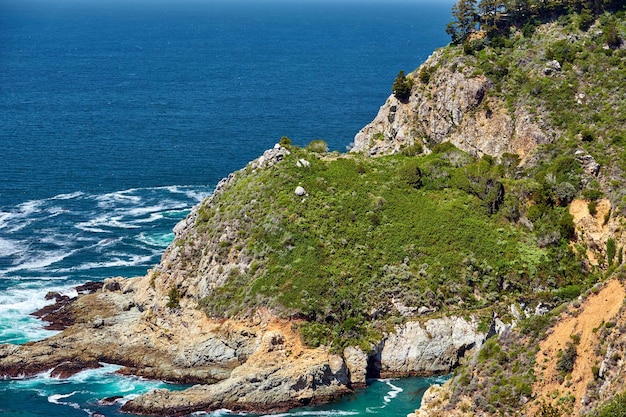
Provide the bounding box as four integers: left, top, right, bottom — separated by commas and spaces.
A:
279, 136, 292, 147
392, 70, 413, 101
607, 238, 616, 266
447, 0, 625, 44
194, 144, 591, 350
556, 341, 577, 374
307, 139, 329, 154
537, 402, 564, 417
166, 286, 181, 309
436, 6, 626, 213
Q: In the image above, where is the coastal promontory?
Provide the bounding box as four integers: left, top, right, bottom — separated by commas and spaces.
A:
2, 2, 626, 417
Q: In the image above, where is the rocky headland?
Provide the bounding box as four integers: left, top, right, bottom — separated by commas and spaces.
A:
3, 4, 626, 417
0, 146, 486, 416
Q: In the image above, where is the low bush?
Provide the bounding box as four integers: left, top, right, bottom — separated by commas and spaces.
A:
307, 139, 328, 153
556, 342, 577, 374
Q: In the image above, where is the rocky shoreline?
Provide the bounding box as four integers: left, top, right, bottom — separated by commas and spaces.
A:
0, 276, 485, 415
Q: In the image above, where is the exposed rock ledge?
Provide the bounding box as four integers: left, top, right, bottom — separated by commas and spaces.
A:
0, 278, 484, 415
351, 50, 548, 161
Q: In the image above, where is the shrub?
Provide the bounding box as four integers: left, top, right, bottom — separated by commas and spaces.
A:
578, 10, 595, 31
590, 392, 626, 417
554, 285, 582, 302
583, 187, 603, 201
556, 342, 577, 374
392, 70, 413, 101
402, 163, 424, 189
401, 143, 424, 156
554, 182, 577, 206
418, 65, 437, 85
559, 210, 576, 240
581, 128, 595, 142
522, 20, 537, 38
538, 401, 562, 417
279, 136, 292, 147
307, 139, 328, 153
432, 141, 459, 154
166, 286, 181, 308
547, 40, 580, 63
607, 238, 616, 266
604, 19, 622, 48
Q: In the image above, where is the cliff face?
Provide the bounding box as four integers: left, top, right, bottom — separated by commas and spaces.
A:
351, 50, 547, 161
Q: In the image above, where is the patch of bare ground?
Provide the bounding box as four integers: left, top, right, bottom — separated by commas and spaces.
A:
530, 279, 625, 415
569, 199, 612, 266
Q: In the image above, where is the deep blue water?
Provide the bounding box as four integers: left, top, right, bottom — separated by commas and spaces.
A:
0, 0, 453, 415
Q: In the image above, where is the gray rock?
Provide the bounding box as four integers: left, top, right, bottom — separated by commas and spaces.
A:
343, 346, 368, 388
295, 186, 307, 196
544, 60, 562, 75
296, 158, 310, 168
351, 50, 545, 161
379, 316, 484, 376
575, 150, 600, 177
535, 302, 550, 316
418, 306, 432, 315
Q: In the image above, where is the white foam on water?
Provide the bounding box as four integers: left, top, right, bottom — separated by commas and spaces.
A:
0, 202, 39, 233
0, 281, 76, 343
16, 199, 44, 217
267, 411, 360, 417
50, 191, 85, 200
75, 214, 141, 232
123, 204, 173, 218
0, 236, 24, 257
164, 185, 211, 202
129, 211, 164, 224
382, 379, 403, 404
65, 363, 123, 384
48, 391, 78, 404
364, 379, 404, 413
3, 248, 79, 275
54, 253, 155, 272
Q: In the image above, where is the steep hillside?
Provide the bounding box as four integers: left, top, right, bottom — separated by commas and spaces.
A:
353, 11, 626, 212
350, 7, 626, 417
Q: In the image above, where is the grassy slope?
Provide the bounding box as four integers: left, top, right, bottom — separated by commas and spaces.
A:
194, 144, 590, 351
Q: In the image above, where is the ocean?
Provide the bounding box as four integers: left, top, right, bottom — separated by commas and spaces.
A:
0, 0, 453, 415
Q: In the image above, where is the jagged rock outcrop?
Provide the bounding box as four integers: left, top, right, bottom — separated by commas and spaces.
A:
122, 331, 351, 415
351, 51, 547, 160
139, 144, 293, 309
343, 346, 368, 388
0, 275, 484, 415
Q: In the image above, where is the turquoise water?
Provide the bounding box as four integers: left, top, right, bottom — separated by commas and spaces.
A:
0, 0, 454, 415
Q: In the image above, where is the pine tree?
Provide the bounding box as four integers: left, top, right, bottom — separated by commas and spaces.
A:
478, 0, 500, 33
447, 0, 479, 43
392, 70, 412, 101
